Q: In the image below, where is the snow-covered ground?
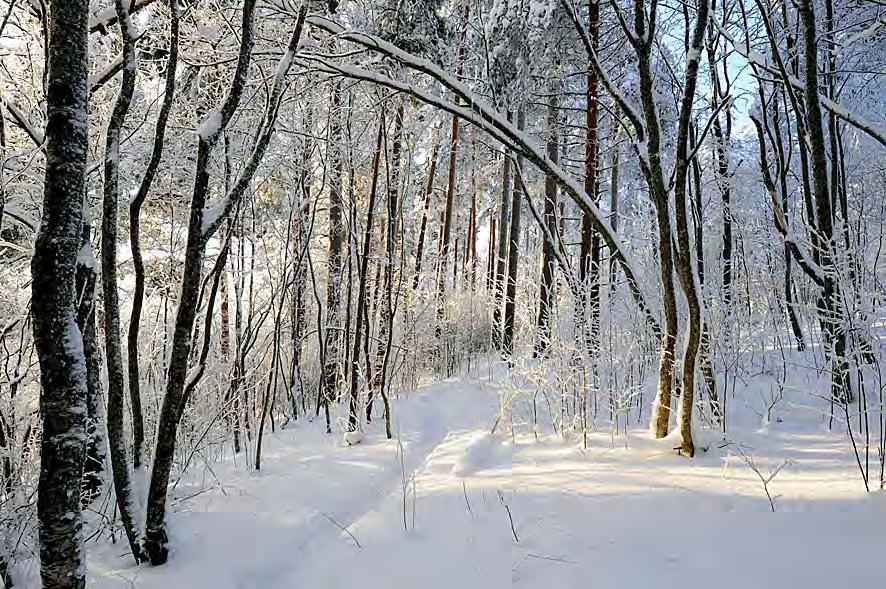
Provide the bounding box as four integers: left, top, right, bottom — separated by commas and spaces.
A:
20, 362, 885, 588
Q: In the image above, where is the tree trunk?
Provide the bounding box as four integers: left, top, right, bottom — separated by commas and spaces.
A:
607, 136, 620, 289
535, 93, 559, 357
706, 21, 733, 311
670, 0, 710, 457
75, 225, 105, 503
486, 215, 496, 292
434, 102, 460, 337
370, 100, 402, 438
347, 120, 384, 434
100, 0, 142, 562
633, 5, 679, 441
412, 141, 439, 291
770, 88, 806, 350
578, 0, 601, 361
323, 81, 345, 424
798, 0, 849, 404
290, 113, 312, 421
127, 0, 180, 469
466, 137, 478, 289
33, 0, 90, 585
492, 119, 513, 350
145, 1, 263, 564
502, 108, 525, 358
688, 123, 722, 426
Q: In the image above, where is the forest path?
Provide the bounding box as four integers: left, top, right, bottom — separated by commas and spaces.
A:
69, 362, 886, 588
81, 368, 504, 588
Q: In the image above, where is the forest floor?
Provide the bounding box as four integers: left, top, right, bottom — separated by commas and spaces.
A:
35, 361, 886, 588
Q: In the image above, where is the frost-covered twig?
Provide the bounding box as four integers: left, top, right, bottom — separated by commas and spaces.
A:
714, 15, 886, 148
734, 447, 790, 512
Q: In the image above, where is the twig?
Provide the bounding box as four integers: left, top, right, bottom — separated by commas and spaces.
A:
462, 480, 473, 518
498, 489, 519, 543
319, 512, 361, 548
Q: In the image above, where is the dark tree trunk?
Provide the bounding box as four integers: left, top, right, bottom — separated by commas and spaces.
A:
798, 0, 849, 404
75, 225, 105, 503
632, 2, 679, 441
369, 101, 402, 439
323, 81, 345, 424
492, 122, 513, 350
145, 2, 306, 564
607, 138, 620, 288
769, 88, 806, 351
33, 0, 90, 585
692, 121, 723, 426
578, 0, 601, 360
670, 0, 710, 457
705, 20, 733, 311
502, 108, 525, 358
412, 142, 439, 291
434, 102, 461, 337
535, 93, 559, 357
127, 0, 180, 469
100, 0, 142, 562
347, 121, 383, 434
486, 215, 496, 292
290, 109, 313, 421
466, 138, 478, 289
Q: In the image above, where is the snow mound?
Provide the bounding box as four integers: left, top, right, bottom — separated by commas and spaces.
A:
451, 431, 510, 476
344, 430, 363, 446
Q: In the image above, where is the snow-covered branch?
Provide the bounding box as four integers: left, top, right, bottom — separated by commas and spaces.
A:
715, 18, 886, 148
295, 39, 661, 335
200, 5, 308, 243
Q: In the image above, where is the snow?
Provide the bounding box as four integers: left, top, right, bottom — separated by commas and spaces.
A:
11, 358, 874, 589
450, 431, 510, 477
344, 429, 364, 446
200, 197, 229, 235
299, 44, 653, 318
718, 20, 886, 147
62, 312, 86, 377
274, 49, 295, 87
198, 111, 223, 141
842, 19, 883, 50
76, 242, 95, 268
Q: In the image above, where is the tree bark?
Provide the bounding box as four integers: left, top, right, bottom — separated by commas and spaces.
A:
290, 110, 312, 421
798, 0, 849, 404
75, 225, 105, 503
579, 0, 601, 366
434, 99, 461, 338
535, 93, 559, 357
100, 0, 142, 561
127, 0, 180, 469
769, 87, 806, 350
323, 81, 345, 424
492, 122, 513, 350
631, 0, 679, 441
33, 0, 90, 585
502, 108, 525, 358
146, 1, 305, 564
670, 0, 710, 457
412, 142, 439, 291
369, 100, 402, 438
347, 120, 384, 434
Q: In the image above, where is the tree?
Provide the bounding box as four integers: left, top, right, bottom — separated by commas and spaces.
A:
32, 0, 90, 586
100, 0, 142, 562
144, 3, 307, 564
535, 88, 559, 357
